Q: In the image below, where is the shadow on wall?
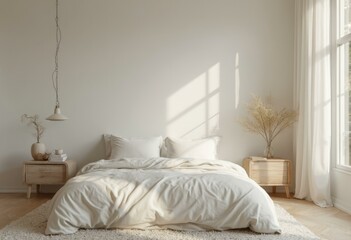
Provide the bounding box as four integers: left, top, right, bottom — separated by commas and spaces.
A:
166, 62, 221, 139
165, 53, 241, 139
82, 55, 240, 165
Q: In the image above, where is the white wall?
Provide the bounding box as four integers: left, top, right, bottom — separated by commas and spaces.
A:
0, 0, 295, 192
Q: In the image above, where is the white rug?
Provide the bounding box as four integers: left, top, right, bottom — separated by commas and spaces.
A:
0, 201, 319, 240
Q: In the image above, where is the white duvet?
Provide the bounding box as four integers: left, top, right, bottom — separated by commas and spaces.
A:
45, 158, 281, 235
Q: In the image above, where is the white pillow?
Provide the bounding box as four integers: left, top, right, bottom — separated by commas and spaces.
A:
108, 135, 163, 160
103, 134, 113, 159
165, 137, 219, 160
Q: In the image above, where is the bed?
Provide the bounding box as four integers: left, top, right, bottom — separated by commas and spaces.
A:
45, 136, 281, 235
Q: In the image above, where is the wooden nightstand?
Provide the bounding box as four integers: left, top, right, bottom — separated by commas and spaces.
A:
243, 158, 291, 198
23, 160, 77, 198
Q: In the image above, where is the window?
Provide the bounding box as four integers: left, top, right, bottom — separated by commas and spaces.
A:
336, 0, 351, 168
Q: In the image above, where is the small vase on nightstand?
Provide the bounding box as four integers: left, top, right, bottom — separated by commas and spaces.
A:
31, 142, 46, 161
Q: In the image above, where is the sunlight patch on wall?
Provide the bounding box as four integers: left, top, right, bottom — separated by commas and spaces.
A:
208, 63, 220, 94
208, 93, 220, 135
166, 63, 220, 138
234, 53, 240, 109
167, 73, 206, 121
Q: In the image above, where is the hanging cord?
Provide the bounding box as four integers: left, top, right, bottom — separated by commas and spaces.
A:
52, 0, 61, 107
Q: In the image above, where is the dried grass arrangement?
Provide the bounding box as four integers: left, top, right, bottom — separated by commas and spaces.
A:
21, 114, 45, 143
240, 96, 297, 158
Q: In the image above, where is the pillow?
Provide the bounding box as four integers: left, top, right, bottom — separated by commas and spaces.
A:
108, 135, 163, 160
160, 141, 168, 158
164, 136, 219, 160
103, 134, 113, 159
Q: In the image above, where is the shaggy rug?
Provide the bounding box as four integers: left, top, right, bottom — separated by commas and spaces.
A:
0, 201, 319, 240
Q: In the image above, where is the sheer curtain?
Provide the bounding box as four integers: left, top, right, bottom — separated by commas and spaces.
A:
294, 0, 333, 207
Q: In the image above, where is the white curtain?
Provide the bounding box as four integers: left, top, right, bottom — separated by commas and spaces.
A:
294, 0, 333, 207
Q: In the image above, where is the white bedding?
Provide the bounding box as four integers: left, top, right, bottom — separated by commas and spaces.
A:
45, 157, 281, 235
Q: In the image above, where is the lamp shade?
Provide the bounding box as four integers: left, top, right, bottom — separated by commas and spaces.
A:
46, 106, 68, 121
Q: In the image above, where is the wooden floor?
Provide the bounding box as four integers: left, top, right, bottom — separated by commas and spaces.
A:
0, 193, 350, 240
0, 193, 53, 229
271, 193, 351, 240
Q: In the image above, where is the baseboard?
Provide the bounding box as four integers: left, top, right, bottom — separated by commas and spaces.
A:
0, 187, 27, 193
332, 196, 351, 215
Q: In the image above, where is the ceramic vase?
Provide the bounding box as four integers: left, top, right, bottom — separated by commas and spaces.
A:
31, 142, 46, 161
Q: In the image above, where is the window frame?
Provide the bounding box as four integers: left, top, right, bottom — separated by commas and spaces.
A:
333, 0, 351, 173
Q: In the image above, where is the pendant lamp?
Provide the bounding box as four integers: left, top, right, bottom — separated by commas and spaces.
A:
47, 0, 68, 121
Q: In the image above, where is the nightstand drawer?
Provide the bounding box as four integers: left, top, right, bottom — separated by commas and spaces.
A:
250, 169, 288, 184
26, 165, 66, 184
243, 159, 291, 186
251, 161, 288, 171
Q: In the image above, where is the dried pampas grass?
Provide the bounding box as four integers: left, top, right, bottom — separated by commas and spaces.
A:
240, 96, 297, 158
21, 114, 45, 143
